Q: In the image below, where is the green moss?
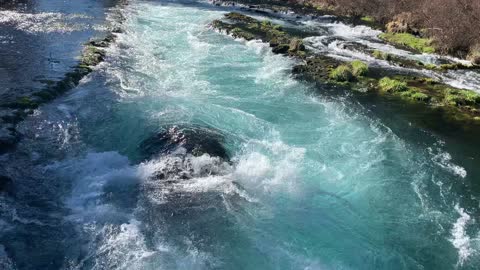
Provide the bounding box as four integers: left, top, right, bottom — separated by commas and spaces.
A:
273, 24, 283, 31
441, 64, 455, 70
14, 96, 38, 109
329, 65, 354, 82
261, 20, 272, 28
361, 16, 375, 23
418, 77, 438, 85
350, 60, 368, 76
372, 50, 392, 61
411, 92, 430, 101
33, 90, 54, 101
225, 12, 257, 24
379, 33, 435, 54
230, 27, 255, 40
378, 77, 408, 92
444, 89, 480, 106
400, 89, 430, 102
81, 45, 105, 66
424, 63, 438, 70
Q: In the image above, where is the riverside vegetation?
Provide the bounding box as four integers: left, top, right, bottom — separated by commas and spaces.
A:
306, 0, 480, 60
212, 12, 480, 125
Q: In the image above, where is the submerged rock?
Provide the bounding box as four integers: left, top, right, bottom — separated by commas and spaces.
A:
138, 125, 244, 251
140, 125, 230, 161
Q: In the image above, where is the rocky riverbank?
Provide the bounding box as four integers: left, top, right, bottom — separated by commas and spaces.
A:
214, 0, 480, 63
211, 11, 480, 129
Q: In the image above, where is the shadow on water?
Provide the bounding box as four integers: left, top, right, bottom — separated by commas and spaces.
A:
0, 0, 123, 269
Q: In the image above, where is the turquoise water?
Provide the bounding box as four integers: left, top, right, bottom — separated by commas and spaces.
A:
2, 1, 480, 269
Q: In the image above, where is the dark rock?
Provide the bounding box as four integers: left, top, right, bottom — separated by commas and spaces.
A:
111, 27, 123, 33
140, 125, 229, 161
88, 40, 109, 48
88, 34, 116, 48
272, 44, 290, 54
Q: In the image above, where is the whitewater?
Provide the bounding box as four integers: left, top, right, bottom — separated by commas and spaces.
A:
1, 1, 480, 269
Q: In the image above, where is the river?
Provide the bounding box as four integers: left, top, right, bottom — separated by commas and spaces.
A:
1, 1, 480, 269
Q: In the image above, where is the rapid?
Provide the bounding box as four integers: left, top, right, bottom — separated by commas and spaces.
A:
1, 1, 480, 269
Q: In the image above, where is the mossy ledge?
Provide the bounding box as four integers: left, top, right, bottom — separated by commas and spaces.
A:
0, 34, 116, 153
371, 49, 479, 72
379, 32, 434, 54
212, 12, 480, 125
212, 13, 307, 58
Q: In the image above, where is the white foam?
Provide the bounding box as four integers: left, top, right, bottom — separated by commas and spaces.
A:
232, 136, 306, 195
92, 219, 156, 270
326, 22, 382, 39
429, 149, 467, 178
450, 205, 473, 266
0, 10, 90, 33
302, 18, 480, 91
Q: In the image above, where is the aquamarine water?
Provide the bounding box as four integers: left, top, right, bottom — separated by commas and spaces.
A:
2, 1, 480, 269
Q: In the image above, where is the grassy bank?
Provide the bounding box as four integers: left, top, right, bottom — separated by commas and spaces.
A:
212, 12, 480, 126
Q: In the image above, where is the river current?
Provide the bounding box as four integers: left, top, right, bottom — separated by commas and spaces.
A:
1, 1, 480, 269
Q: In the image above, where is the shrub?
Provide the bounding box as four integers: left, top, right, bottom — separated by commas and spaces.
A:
329, 65, 354, 82
467, 45, 480, 65
351, 60, 369, 76
444, 89, 480, 106
378, 77, 408, 92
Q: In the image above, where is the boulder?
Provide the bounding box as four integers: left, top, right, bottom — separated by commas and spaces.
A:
272, 44, 290, 54
140, 125, 229, 161
289, 38, 305, 52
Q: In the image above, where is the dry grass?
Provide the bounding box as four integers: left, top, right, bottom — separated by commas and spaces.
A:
305, 0, 480, 57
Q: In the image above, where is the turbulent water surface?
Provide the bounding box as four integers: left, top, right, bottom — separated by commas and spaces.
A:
1, 1, 480, 269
